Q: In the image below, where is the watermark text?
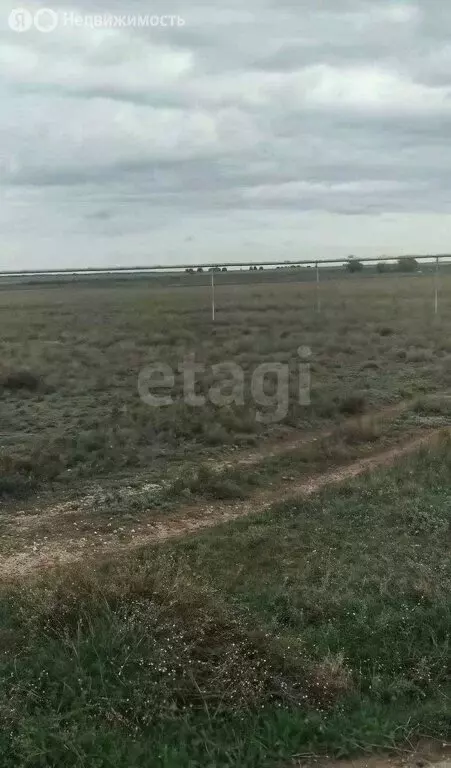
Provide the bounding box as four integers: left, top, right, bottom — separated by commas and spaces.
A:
8, 8, 185, 33
138, 348, 312, 425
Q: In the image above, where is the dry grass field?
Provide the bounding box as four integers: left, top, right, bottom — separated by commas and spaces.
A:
0, 271, 450, 767
1, 271, 450, 498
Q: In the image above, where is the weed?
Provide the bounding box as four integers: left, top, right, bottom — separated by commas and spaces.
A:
338, 418, 382, 444
406, 348, 434, 363
168, 464, 256, 500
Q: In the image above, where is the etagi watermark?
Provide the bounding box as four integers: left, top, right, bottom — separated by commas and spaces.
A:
138, 348, 311, 425
8, 8, 185, 33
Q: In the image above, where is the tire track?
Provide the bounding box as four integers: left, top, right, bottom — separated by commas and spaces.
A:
0, 426, 448, 581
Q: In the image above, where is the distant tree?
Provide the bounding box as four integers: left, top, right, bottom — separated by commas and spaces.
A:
397, 257, 418, 273
258, 266, 264, 270
346, 257, 364, 273
376, 262, 389, 274
222, 267, 227, 272
197, 267, 204, 273
185, 267, 194, 274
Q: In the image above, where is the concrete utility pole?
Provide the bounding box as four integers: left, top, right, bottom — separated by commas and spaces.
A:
315, 262, 321, 314
434, 255, 439, 316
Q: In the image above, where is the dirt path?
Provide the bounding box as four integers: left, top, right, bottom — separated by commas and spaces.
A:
104, 426, 449, 545
0, 426, 448, 581
1, 396, 425, 533
208, 400, 411, 470
295, 742, 451, 768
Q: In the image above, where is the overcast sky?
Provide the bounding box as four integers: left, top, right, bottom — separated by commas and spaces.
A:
1, 0, 451, 269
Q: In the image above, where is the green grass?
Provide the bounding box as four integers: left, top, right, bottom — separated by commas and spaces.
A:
1, 440, 450, 766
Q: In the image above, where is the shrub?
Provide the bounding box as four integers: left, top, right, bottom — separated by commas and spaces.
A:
346, 258, 363, 273
338, 394, 366, 415
0, 448, 64, 499
339, 418, 381, 444
396, 256, 418, 273
0, 369, 41, 392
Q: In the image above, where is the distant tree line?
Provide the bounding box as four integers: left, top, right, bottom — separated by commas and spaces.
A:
185, 267, 228, 274
346, 256, 419, 274
184, 265, 268, 273
275, 264, 305, 270
184, 258, 421, 276
376, 257, 419, 274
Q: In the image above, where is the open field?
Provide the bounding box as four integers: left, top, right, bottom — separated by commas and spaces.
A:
1, 272, 451, 500
0, 272, 450, 766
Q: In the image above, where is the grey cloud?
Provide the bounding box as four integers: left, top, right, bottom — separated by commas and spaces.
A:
2, 0, 451, 268
85, 208, 112, 219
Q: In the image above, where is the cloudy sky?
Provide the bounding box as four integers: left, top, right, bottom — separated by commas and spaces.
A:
1, 0, 451, 269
